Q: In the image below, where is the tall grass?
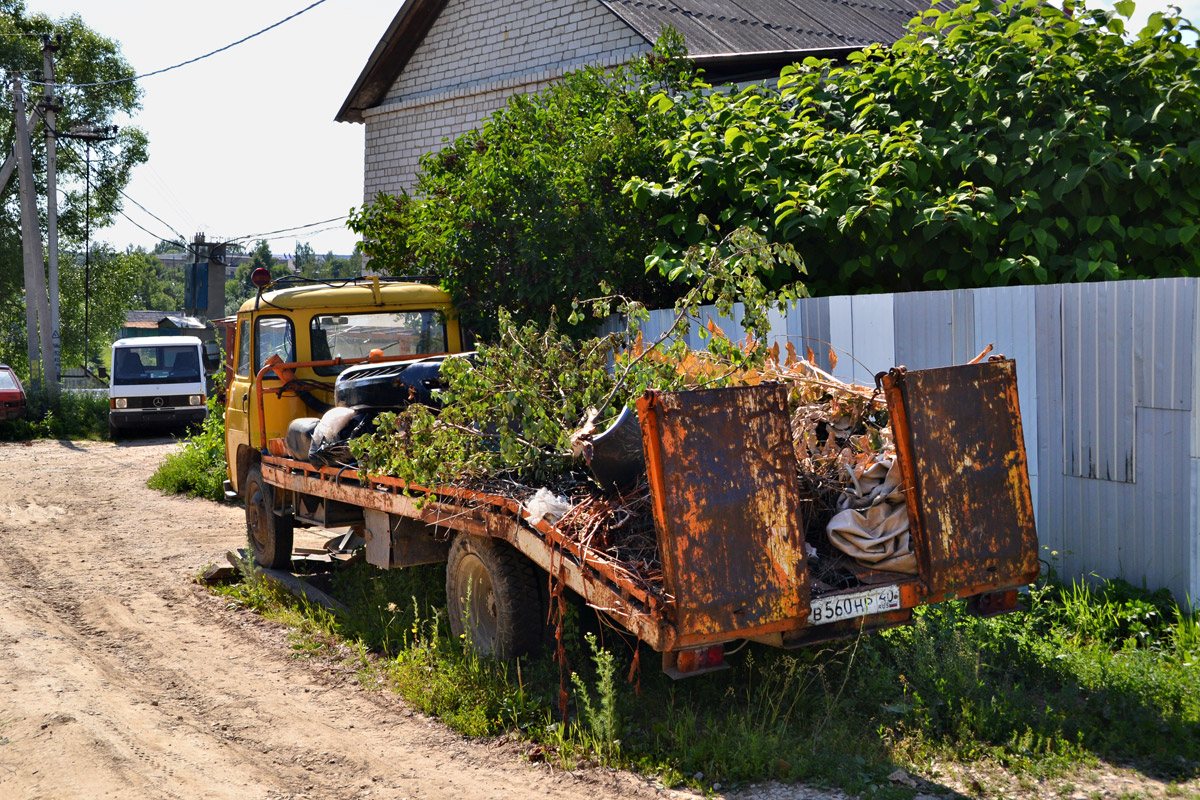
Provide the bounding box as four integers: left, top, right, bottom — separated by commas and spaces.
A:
0, 388, 109, 441
208, 561, 1200, 795
147, 394, 228, 501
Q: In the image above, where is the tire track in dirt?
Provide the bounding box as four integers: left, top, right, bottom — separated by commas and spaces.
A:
0, 440, 695, 800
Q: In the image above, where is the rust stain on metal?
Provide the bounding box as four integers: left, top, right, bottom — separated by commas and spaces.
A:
262, 454, 678, 650
638, 384, 809, 640
884, 360, 1039, 593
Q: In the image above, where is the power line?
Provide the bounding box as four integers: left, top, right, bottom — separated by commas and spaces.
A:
27, 0, 330, 89
117, 187, 189, 243
253, 223, 349, 244
228, 215, 349, 243
116, 207, 186, 249
60, 138, 353, 251
60, 137, 192, 243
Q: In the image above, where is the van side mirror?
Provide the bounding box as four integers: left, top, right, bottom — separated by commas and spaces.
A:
98, 366, 108, 380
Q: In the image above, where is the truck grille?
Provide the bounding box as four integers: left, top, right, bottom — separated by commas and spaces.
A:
124, 394, 193, 409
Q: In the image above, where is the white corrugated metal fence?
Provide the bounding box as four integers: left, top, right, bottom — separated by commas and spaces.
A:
630, 278, 1200, 604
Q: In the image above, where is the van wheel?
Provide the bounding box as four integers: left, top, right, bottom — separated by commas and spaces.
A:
245, 464, 294, 569
446, 534, 543, 659
108, 421, 120, 441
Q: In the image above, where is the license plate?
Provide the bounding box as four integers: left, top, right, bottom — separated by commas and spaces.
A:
808, 585, 902, 626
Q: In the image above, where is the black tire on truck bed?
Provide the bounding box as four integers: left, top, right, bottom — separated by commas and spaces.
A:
245, 464, 294, 570
446, 533, 544, 659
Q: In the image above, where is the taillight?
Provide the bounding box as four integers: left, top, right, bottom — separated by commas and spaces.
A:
664, 644, 727, 678
969, 589, 1021, 616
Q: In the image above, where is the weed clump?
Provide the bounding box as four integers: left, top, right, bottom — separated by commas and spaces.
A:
147, 394, 227, 501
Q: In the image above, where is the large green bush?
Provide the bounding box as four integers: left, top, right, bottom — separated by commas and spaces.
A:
630, 0, 1200, 294
348, 34, 695, 339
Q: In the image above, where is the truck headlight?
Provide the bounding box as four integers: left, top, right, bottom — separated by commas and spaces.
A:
114, 397, 127, 409
189, 395, 203, 406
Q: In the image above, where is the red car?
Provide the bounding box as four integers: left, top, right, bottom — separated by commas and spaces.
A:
0, 364, 27, 420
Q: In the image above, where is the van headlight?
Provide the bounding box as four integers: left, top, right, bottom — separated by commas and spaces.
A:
114, 398, 127, 409
189, 395, 203, 406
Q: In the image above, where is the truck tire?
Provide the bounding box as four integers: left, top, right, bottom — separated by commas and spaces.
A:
245, 464, 294, 570
446, 534, 543, 659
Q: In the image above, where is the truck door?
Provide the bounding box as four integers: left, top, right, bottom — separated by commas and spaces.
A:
225, 313, 304, 491
225, 316, 253, 490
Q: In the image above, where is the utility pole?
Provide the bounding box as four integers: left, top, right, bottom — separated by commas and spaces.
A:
42, 36, 62, 380
11, 72, 56, 399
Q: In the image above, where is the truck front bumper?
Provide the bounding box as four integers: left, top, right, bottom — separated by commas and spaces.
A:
110, 408, 207, 429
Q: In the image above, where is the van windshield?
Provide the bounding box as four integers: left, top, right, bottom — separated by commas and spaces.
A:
113, 345, 202, 385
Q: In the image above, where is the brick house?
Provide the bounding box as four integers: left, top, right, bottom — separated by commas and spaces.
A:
336, 0, 931, 201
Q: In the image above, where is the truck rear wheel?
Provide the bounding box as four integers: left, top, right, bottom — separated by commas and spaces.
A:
446, 534, 543, 659
245, 464, 294, 570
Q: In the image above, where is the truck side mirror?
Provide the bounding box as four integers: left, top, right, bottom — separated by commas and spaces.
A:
202, 341, 220, 372
98, 366, 108, 380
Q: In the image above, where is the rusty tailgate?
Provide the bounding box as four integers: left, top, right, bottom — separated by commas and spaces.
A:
883, 360, 1039, 594
638, 384, 809, 645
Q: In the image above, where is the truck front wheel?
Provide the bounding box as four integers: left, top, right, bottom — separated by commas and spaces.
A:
245, 464, 294, 570
446, 534, 543, 659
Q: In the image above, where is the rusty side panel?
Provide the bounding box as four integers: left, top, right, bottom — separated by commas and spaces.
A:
884, 360, 1040, 594
261, 456, 677, 650
639, 384, 809, 641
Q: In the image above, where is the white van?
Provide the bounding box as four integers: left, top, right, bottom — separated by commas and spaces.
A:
109, 335, 208, 438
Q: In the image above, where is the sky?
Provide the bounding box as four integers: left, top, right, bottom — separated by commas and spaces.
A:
25, 0, 400, 258
22, 0, 1200, 260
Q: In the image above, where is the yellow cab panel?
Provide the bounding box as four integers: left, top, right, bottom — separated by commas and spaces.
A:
224, 277, 464, 495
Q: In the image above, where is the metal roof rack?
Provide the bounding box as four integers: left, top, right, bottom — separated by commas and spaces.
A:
264, 274, 441, 291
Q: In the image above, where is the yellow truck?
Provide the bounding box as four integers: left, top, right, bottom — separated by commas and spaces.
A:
224, 272, 1040, 677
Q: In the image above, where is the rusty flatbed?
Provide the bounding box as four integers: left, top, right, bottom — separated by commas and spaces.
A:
254, 359, 1040, 675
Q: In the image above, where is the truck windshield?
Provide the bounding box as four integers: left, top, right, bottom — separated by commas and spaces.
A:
310, 311, 446, 376
113, 345, 202, 385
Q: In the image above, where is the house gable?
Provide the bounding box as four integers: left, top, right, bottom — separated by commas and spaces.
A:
357, 0, 652, 200
343, 0, 931, 201
385, 0, 647, 107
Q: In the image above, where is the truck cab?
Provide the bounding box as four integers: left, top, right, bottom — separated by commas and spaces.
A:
223, 275, 467, 498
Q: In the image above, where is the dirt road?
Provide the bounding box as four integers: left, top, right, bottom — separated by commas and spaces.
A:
0, 439, 700, 800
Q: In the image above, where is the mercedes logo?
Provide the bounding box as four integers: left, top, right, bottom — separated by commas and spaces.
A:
152, 396, 164, 408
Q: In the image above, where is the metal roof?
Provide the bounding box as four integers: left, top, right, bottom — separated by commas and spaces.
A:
597, 0, 918, 52
236, 281, 453, 314
336, 0, 924, 123
122, 310, 206, 330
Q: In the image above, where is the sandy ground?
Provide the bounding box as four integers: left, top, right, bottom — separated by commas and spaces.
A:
1, 439, 1191, 800
0, 439, 704, 800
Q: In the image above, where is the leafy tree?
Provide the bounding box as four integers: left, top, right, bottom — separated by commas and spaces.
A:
319, 250, 358, 279
61, 245, 144, 367
125, 247, 183, 314
348, 33, 696, 339
0, 3, 148, 376
294, 241, 316, 277
628, 0, 1200, 295
225, 239, 275, 314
